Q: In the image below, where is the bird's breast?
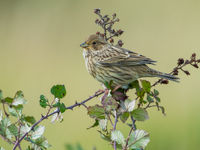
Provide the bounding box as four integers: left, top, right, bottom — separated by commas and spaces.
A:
83, 50, 96, 78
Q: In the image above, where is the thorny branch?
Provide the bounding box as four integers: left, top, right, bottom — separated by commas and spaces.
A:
12, 90, 104, 150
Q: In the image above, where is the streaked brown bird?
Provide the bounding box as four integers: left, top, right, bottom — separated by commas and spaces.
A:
80, 34, 179, 88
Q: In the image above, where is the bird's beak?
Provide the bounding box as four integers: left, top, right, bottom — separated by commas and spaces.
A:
80, 42, 89, 48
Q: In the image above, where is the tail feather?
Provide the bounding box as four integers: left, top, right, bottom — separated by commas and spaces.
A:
150, 69, 180, 82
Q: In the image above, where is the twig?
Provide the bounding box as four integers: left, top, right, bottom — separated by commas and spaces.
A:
123, 116, 136, 150
12, 90, 104, 150
2, 102, 9, 117
113, 111, 118, 150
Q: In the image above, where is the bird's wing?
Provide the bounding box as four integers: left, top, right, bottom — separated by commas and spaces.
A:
98, 46, 156, 66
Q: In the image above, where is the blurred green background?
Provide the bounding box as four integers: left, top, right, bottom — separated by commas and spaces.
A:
0, 0, 200, 149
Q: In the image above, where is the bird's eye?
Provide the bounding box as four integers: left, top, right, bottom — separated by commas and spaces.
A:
92, 41, 97, 45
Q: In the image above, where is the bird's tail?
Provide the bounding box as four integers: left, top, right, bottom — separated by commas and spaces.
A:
149, 69, 180, 82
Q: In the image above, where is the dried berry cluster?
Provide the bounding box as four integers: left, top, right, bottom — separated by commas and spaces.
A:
94, 8, 124, 47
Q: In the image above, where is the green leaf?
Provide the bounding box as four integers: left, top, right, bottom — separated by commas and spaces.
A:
51, 85, 66, 99
131, 108, 149, 121
0, 147, 5, 150
4, 97, 13, 103
8, 124, 18, 136
24, 116, 36, 124
155, 96, 161, 102
87, 119, 99, 129
31, 126, 45, 140
39, 95, 48, 108
128, 129, 150, 149
111, 130, 125, 146
8, 107, 18, 117
53, 102, 66, 113
147, 94, 154, 103
153, 89, 159, 96
121, 99, 136, 112
87, 105, 105, 119
59, 103, 66, 113
141, 80, 151, 93
120, 112, 129, 123
32, 137, 51, 149
160, 106, 166, 115
12, 91, 26, 106
20, 124, 31, 136
99, 119, 107, 131
129, 80, 140, 90
98, 131, 111, 142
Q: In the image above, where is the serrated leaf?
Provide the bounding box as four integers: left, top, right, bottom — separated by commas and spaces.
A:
111, 130, 125, 146
20, 124, 31, 136
147, 94, 154, 103
31, 126, 45, 140
8, 106, 18, 117
6, 128, 12, 139
155, 96, 161, 102
120, 112, 129, 123
87, 105, 105, 119
98, 131, 111, 142
87, 119, 99, 129
24, 116, 36, 124
125, 99, 136, 112
59, 103, 66, 113
129, 80, 140, 90
32, 137, 51, 149
141, 80, 151, 93
51, 85, 66, 99
128, 129, 150, 149
8, 124, 18, 136
99, 119, 107, 131
5, 97, 13, 103
153, 89, 159, 96
12, 97, 26, 106
39, 95, 48, 108
160, 106, 166, 115
131, 108, 149, 121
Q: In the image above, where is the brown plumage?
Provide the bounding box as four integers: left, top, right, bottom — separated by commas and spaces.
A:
80, 34, 179, 87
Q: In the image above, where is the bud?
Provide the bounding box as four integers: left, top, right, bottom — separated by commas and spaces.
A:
172, 70, 178, 75
192, 64, 199, 68
185, 60, 190, 64
192, 53, 196, 58
118, 29, 124, 35
96, 32, 100, 35
161, 80, 169, 84
184, 70, 190, 75
95, 19, 99, 24
110, 38, 114, 43
94, 8, 100, 14
177, 58, 184, 65
112, 13, 116, 18
191, 53, 196, 61
118, 40, 124, 47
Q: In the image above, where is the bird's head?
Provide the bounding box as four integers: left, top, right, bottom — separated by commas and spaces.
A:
80, 34, 107, 51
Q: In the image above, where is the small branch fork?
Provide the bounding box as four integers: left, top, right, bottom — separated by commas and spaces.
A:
12, 90, 104, 150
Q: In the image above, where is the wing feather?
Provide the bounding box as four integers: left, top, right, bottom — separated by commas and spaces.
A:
98, 46, 156, 66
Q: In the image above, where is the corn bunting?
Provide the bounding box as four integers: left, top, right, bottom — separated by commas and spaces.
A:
80, 34, 179, 87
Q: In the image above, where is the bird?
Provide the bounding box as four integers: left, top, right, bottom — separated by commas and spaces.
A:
80, 34, 179, 88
